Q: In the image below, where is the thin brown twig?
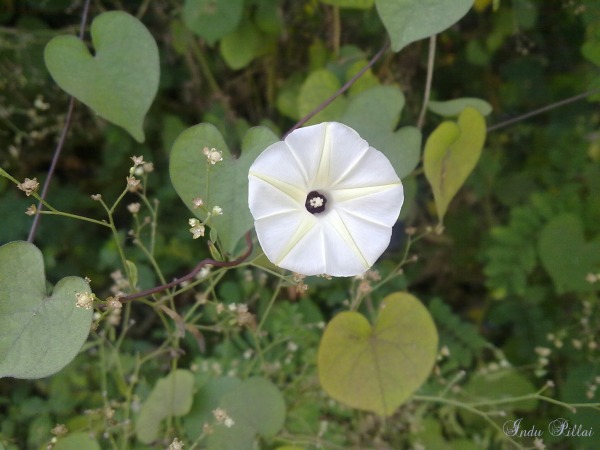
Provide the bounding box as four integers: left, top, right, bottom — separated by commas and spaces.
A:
27, 0, 92, 243
119, 232, 253, 303
487, 87, 600, 132
285, 41, 390, 137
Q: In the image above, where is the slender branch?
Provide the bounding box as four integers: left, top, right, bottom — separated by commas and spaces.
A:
417, 35, 436, 129
487, 87, 600, 132
27, 0, 92, 243
119, 232, 253, 302
285, 41, 390, 137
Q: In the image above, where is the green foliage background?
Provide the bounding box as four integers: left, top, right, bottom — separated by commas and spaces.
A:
1, 0, 600, 449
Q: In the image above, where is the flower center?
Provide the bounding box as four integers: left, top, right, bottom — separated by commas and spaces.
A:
305, 191, 327, 214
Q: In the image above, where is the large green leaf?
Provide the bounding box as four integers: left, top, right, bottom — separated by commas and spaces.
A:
318, 293, 438, 416
170, 125, 279, 254
44, 11, 159, 142
423, 107, 486, 223
54, 433, 101, 450
207, 377, 286, 450
298, 69, 347, 125
135, 369, 195, 443
220, 21, 264, 70
0, 241, 92, 379
538, 214, 600, 294
184, 376, 242, 440
183, 0, 244, 45
342, 85, 421, 179
375, 0, 474, 52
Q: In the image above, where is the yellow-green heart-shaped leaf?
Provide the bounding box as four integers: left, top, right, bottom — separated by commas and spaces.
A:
424, 107, 486, 223
44, 11, 159, 142
170, 124, 279, 254
0, 241, 92, 379
428, 97, 492, 117
318, 292, 438, 416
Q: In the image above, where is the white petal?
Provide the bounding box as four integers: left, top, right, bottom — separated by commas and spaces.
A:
325, 122, 370, 187
284, 122, 327, 187
331, 183, 404, 227
277, 223, 327, 275
335, 208, 394, 266
255, 211, 318, 267
249, 141, 308, 191
248, 175, 302, 220
331, 146, 400, 189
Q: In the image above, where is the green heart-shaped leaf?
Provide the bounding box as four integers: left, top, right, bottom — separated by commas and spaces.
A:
375, 0, 474, 52
44, 11, 159, 142
342, 85, 421, 179
208, 377, 286, 450
136, 369, 195, 444
183, 0, 244, 45
538, 214, 600, 294
424, 107, 486, 223
318, 292, 438, 416
170, 124, 279, 254
0, 241, 92, 379
220, 21, 265, 70
298, 69, 348, 126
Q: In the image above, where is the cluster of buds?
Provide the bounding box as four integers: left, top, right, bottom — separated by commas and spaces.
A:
355, 269, 381, 294
227, 303, 256, 329
212, 408, 234, 428
189, 218, 205, 239
187, 205, 222, 239
292, 273, 308, 294
110, 270, 131, 297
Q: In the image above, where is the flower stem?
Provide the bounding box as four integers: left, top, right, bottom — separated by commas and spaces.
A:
417, 34, 436, 129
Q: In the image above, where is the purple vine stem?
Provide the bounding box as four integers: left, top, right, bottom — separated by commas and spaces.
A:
27, 0, 92, 243
120, 232, 253, 302
285, 41, 390, 138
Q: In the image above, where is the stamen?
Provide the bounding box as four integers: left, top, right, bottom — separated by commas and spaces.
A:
305, 191, 327, 214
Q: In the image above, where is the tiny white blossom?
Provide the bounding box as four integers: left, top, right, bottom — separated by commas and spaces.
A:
130, 155, 145, 167
204, 147, 223, 165
192, 197, 204, 208
75, 292, 94, 310
169, 437, 184, 450
224, 417, 235, 428
17, 177, 39, 196
212, 206, 223, 215
127, 202, 141, 214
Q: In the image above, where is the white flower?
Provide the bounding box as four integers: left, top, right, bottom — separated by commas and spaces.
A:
248, 122, 403, 277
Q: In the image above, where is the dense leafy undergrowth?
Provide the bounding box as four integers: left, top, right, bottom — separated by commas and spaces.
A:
1, 0, 600, 449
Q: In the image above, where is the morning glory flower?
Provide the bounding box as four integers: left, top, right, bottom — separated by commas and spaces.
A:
248, 122, 403, 277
